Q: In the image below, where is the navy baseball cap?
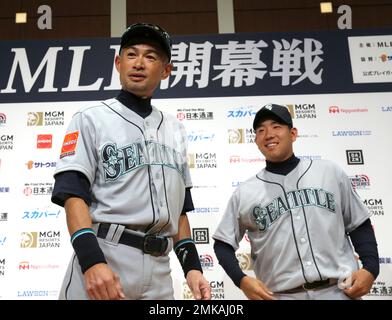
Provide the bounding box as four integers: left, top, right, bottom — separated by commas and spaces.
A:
120, 23, 172, 61
253, 104, 293, 130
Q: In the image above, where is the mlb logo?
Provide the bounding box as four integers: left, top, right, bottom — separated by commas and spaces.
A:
192, 228, 209, 244
346, 150, 364, 165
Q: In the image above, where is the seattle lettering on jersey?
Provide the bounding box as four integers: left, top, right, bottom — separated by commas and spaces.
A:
102, 141, 186, 181
252, 188, 336, 232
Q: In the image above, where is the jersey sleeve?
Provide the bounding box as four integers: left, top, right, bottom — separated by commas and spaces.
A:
54, 111, 97, 185
212, 189, 246, 251
338, 166, 371, 233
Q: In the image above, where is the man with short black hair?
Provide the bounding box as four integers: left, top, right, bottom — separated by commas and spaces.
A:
52, 23, 211, 300
213, 103, 379, 300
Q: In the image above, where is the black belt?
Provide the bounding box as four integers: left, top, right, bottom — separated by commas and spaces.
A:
277, 279, 338, 294
97, 223, 168, 256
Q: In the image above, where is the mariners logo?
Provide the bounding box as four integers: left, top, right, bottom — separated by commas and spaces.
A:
252, 188, 336, 232
102, 141, 186, 181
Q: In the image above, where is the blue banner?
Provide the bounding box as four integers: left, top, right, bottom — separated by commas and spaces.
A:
0, 28, 391, 103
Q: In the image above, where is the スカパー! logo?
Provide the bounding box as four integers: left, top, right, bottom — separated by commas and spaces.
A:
60, 131, 79, 159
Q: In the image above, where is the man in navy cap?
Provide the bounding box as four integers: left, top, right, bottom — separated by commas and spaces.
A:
213, 104, 378, 300
52, 23, 211, 300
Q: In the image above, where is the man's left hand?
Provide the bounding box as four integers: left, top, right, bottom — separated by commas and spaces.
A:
343, 268, 375, 299
186, 270, 211, 300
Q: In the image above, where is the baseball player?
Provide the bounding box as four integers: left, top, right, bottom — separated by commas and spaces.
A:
51, 23, 211, 300
213, 104, 379, 300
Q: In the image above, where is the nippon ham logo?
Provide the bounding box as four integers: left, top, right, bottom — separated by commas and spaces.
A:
37, 134, 52, 148
229, 155, 264, 164
287, 103, 317, 119
328, 105, 368, 114
236, 252, 253, 270
187, 153, 217, 169
0, 113, 6, 126
228, 128, 255, 144
199, 254, 214, 269
187, 130, 215, 143
192, 228, 209, 244
19, 261, 60, 271
349, 174, 370, 189
0, 134, 14, 151
227, 106, 257, 119
176, 108, 214, 121
363, 199, 384, 216
27, 111, 64, 126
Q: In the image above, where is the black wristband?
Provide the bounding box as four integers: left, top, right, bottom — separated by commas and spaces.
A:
71, 229, 107, 273
174, 238, 203, 277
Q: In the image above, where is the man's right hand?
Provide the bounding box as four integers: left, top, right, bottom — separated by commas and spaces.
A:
240, 275, 276, 300
84, 263, 126, 300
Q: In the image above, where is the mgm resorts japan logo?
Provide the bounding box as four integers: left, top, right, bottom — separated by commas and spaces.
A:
286, 104, 317, 119
228, 128, 255, 144
20, 231, 60, 248
187, 153, 217, 169
27, 111, 64, 126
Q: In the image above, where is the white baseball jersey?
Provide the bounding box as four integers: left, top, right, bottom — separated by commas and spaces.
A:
213, 159, 371, 293
55, 98, 192, 237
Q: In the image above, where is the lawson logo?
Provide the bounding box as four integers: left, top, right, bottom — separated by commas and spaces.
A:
332, 130, 372, 137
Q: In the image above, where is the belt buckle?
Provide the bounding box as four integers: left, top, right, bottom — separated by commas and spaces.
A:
302, 282, 316, 291
302, 279, 329, 291
143, 235, 168, 256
